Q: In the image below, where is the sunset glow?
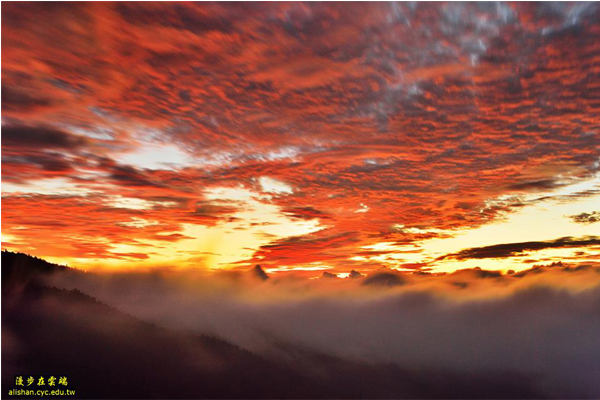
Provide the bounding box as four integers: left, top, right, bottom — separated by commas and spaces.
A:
4, 4, 600, 399
2, 2, 599, 275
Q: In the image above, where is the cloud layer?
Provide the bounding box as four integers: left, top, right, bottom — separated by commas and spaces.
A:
48, 262, 600, 398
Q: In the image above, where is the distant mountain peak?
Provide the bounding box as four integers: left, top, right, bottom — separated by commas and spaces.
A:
252, 264, 269, 281
349, 270, 364, 279
321, 271, 338, 279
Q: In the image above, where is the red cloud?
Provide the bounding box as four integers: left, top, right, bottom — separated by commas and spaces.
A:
2, 3, 600, 268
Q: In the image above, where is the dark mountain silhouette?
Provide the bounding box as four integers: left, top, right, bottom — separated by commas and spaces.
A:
349, 270, 364, 279
252, 264, 269, 281
1, 250, 81, 291
362, 271, 405, 287
2, 251, 544, 399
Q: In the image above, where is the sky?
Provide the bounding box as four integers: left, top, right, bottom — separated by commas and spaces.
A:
2, 2, 599, 274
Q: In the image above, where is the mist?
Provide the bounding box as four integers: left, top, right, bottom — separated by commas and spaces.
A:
47, 264, 600, 398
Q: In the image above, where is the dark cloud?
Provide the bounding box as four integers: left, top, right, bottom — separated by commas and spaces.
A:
2, 153, 74, 177
569, 211, 600, 224
362, 271, 405, 287
1, 86, 53, 111
440, 236, 600, 260
507, 178, 562, 192
193, 201, 238, 219
115, 2, 234, 34
2, 125, 87, 150
108, 164, 167, 189
281, 206, 331, 221
0, 124, 93, 183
